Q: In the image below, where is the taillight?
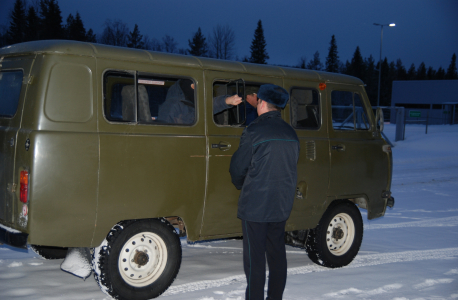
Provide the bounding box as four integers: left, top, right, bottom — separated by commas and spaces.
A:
20, 170, 29, 203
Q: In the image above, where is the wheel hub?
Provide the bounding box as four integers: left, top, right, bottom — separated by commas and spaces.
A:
133, 250, 149, 267
332, 226, 344, 241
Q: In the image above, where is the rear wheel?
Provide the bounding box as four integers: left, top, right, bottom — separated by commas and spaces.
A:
30, 245, 68, 259
305, 201, 363, 268
92, 219, 181, 300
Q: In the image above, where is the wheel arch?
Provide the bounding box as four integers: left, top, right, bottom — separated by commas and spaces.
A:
92, 216, 186, 248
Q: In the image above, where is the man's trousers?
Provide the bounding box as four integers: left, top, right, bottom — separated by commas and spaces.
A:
242, 220, 287, 300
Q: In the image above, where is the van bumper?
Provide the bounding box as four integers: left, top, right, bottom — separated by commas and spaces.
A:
0, 225, 28, 249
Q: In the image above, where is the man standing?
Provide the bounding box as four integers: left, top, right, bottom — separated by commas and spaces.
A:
230, 84, 300, 300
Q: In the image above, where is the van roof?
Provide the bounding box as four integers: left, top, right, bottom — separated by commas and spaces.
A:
1, 40, 363, 85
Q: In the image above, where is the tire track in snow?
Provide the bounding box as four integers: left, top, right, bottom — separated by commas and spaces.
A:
365, 216, 458, 229
162, 248, 458, 296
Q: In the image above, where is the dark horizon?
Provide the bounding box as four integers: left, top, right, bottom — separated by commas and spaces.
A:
1, 0, 457, 70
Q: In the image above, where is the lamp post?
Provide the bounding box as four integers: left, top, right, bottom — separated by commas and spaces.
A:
373, 23, 395, 107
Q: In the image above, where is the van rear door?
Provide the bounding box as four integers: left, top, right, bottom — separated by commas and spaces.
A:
0, 55, 35, 227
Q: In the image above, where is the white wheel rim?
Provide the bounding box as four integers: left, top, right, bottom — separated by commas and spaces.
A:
118, 232, 168, 287
326, 213, 355, 256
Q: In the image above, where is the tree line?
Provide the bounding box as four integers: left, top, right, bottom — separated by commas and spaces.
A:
1, 0, 457, 107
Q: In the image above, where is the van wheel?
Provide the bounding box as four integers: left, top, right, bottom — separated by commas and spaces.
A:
305, 201, 363, 268
92, 219, 182, 300
30, 245, 68, 259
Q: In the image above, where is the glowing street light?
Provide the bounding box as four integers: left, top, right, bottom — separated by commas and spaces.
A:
373, 23, 396, 107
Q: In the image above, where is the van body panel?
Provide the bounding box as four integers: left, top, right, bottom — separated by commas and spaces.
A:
27, 131, 98, 246
0, 55, 35, 227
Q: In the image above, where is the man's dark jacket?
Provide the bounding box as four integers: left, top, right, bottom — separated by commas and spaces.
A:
229, 111, 300, 222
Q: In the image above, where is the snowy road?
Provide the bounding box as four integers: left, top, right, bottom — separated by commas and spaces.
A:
1, 124, 458, 300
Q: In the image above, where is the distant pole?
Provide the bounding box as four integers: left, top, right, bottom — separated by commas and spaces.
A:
374, 23, 395, 107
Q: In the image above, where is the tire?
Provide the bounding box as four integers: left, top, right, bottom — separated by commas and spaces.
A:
305, 201, 363, 268
92, 219, 182, 300
30, 245, 68, 259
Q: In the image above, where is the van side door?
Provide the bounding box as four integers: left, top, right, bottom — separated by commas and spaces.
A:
327, 84, 389, 218
284, 82, 331, 230
200, 71, 282, 238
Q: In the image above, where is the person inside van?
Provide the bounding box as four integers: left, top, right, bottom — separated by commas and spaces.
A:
158, 79, 243, 124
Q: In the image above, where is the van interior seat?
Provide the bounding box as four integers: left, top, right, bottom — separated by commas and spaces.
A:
121, 85, 153, 123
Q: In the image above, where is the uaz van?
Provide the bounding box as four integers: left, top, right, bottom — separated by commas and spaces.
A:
0, 40, 394, 300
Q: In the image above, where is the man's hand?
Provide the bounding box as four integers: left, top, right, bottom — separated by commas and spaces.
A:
225, 95, 243, 106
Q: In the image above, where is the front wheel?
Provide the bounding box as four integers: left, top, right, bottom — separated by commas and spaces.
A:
305, 201, 363, 268
92, 219, 182, 300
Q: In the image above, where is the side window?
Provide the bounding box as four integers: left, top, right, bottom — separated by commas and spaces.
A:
331, 90, 370, 131
213, 80, 259, 127
104, 71, 196, 125
0, 70, 23, 118
290, 88, 320, 129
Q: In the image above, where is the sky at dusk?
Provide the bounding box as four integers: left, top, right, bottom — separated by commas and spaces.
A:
1, 0, 457, 71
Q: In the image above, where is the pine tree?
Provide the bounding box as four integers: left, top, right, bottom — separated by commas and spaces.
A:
426, 67, 436, 80
127, 24, 144, 49
325, 35, 340, 73
65, 12, 86, 41
25, 6, 40, 42
39, 0, 64, 40
348, 46, 365, 80
86, 29, 96, 42
307, 51, 323, 70
445, 53, 457, 79
416, 62, 427, 80
436, 67, 445, 79
407, 63, 416, 80
364, 55, 378, 106
395, 59, 407, 80
188, 27, 208, 57
7, 0, 27, 45
249, 20, 269, 64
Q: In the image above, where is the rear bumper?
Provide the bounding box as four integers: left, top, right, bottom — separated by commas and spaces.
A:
0, 224, 28, 249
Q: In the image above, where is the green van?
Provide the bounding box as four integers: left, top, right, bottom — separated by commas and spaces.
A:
0, 40, 394, 299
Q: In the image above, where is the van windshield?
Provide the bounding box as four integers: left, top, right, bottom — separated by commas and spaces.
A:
0, 70, 23, 118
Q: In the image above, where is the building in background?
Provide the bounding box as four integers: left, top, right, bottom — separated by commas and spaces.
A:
390, 80, 458, 125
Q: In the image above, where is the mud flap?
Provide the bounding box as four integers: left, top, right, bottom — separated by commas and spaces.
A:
60, 247, 92, 280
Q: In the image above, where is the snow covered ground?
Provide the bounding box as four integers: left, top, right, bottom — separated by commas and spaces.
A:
1, 124, 457, 300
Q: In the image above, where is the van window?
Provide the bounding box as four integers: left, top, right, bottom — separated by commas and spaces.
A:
290, 88, 320, 129
213, 80, 258, 126
0, 70, 23, 118
104, 71, 196, 125
331, 90, 370, 130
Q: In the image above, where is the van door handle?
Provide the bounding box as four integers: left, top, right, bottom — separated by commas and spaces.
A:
212, 142, 231, 151
332, 145, 345, 151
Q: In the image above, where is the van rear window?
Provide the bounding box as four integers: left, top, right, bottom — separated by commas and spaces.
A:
0, 70, 23, 118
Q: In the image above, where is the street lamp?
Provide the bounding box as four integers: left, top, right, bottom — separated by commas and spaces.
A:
373, 23, 395, 107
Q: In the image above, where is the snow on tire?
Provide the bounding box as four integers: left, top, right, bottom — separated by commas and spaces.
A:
305, 200, 363, 268
92, 219, 182, 300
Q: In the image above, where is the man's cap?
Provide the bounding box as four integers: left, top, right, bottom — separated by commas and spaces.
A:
257, 84, 289, 108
